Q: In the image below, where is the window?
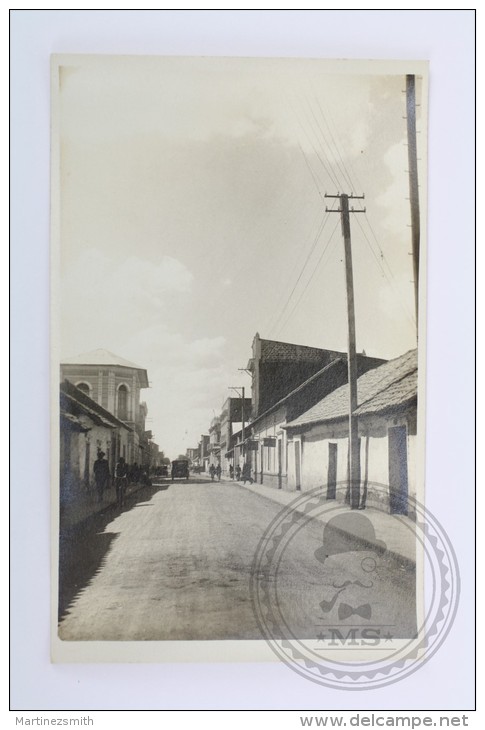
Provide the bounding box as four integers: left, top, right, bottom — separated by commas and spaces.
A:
118, 385, 129, 420
76, 382, 91, 397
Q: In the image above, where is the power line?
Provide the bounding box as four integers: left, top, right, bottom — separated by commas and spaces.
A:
304, 93, 354, 192
288, 97, 341, 190
314, 90, 367, 197
362, 212, 405, 285
261, 204, 323, 335
353, 211, 416, 329
268, 208, 334, 336
262, 96, 341, 337
273, 216, 341, 338
297, 141, 326, 201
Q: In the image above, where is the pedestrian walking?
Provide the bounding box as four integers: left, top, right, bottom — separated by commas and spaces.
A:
209, 464, 216, 481
216, 464, 221, 481
115, 456, 128, 508
235, 465, 241, 481
242, 462, 253, 485
229, 464, 234, 480
93, 451, 110, 503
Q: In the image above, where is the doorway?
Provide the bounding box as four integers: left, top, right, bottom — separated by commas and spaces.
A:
326, 442, 337, 499
294, 441, 301, 491
388, 426, 409, 515
277, 438, 282, 489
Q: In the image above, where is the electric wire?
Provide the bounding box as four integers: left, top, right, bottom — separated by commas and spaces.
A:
268, 207, 334, 336
289, 98, 342, 191
308, 89, 416, 330
261, 204, 324, 335
353, 211, 416, 329
273, 216, 341, 338
304, 94, 355, 193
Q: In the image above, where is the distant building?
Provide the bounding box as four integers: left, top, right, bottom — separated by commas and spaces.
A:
240, 352, 386, 490
208, 415, 222, 467
220, 397, 252, 474
247, 333, 348, 419
227, 333, 385, 489
186, 447, 199, 465
60, 349, 150, 465
199, 434, 210, 471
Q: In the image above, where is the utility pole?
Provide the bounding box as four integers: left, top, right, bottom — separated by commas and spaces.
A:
229, 385, 245, 463
406, 74, 420, 327
325, 192, 365, 510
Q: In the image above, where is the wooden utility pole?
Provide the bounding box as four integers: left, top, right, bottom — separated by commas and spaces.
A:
241, 386, 245, 447
229, 385, 245, 463
406, 74, 420, 326
325, 192, 365, 510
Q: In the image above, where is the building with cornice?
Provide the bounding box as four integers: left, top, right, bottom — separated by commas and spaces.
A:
60, 349, 151, 465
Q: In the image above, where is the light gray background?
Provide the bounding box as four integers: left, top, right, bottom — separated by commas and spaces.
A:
11, 9, 475, 710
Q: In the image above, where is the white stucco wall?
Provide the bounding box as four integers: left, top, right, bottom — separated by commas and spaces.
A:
286, 409, 417, 507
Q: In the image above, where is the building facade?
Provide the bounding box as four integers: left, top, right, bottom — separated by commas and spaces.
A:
60, 379, 132, 512
60, 349, 150, 465
220, 397, 252, 474
199, 434, 210, 472
247, 333, 348, 418
284, 350, 418, 514
232, 337, 385, 490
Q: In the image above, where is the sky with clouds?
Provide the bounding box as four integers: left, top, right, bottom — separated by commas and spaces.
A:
55, 56, 425, 458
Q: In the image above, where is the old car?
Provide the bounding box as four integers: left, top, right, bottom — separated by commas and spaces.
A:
171, 459, 190, 480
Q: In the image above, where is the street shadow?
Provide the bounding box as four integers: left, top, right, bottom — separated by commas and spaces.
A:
58, 483, 164, 621
168, 477, 223, 486
58, 529, 119, 621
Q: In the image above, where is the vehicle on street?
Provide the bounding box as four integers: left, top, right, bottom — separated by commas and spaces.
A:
171, 459, 190, 480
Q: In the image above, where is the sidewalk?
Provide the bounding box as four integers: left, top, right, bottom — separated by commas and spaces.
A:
59, 480, 155, 530
229, 477, 416, 566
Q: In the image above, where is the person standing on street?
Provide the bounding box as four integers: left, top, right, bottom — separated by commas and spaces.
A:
93, 451, 110, 503
115, 456, 128, 508
242, 461, 253, 485
216, 464, 221, 481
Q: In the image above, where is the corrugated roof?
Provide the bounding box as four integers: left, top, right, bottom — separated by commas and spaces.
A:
285, 349, 417, 429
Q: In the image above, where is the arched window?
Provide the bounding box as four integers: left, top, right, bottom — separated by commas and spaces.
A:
76, 382, 91, 397
117, 384, 129, 420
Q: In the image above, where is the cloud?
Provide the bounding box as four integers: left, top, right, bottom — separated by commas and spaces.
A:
60, 250, 193, 355
375, 139, 411, 245
118, 326, 231, 456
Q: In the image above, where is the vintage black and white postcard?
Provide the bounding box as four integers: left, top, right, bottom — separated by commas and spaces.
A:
51, 56, 442, 681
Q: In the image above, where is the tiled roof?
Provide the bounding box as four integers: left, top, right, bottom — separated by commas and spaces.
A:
61, 348, 144, 370
248, 352, 386, 429
60, 380, 132, 431
249, 358, 346, 427
285, 349, 417, 429
261, 338, 345, 362
355, 370, 417, 416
